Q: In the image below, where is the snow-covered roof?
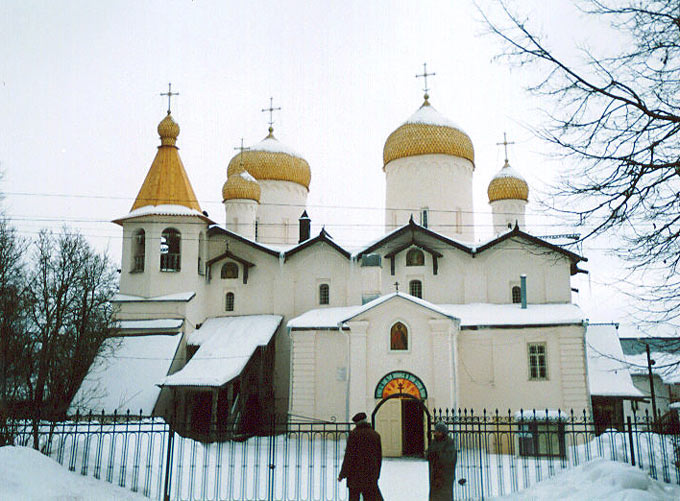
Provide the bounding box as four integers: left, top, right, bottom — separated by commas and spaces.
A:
251, 136, 302, 157
623, 351, 680, 385
70, 333, 182, 415
114, 204, 212, 223
404, 104, 465, 132
585, 324, 645, 398
117, 318, 184, 332
112, 291, 196, 302
491, 163, 526, 182
288, 294, 586, 330
161, 315, 282, 387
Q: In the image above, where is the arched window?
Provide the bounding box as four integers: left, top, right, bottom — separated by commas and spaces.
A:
319, 283, 330, 305
406, 248, 424, 266
132, 229, 145, 272
409, 280, 422, 299
160, 228, 181, 271
512, 285, 522, 304
225, 292, 235, 312
221, 262, 239, 279
390, 322, 408, 351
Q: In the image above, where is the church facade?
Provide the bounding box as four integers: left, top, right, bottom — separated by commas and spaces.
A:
105, 92, 591, 454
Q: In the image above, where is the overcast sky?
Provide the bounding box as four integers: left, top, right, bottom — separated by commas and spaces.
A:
0, 0, 636, 323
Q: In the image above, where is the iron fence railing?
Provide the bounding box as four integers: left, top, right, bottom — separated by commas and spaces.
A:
8, 408, 680, 500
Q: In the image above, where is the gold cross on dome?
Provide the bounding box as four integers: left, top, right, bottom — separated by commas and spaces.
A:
160, 83, 179, 115
233, 138, 250, 168
261, 97, 282, 131
496, 132, 515, 164
415, 63, 436, 96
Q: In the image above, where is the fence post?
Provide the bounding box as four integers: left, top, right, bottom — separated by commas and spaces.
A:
163, 424, 174, 501
627, 416, 636, 467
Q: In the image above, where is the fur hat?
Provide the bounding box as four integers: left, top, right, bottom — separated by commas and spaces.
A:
434, 422, 448, 434
352, 412, 367, 423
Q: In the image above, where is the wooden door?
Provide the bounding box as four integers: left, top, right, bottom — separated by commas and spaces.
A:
375, 398, 402, 456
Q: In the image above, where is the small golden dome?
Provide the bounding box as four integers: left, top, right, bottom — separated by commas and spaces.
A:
487, 161, 529, 202
157, 113, 180, 146
227, 131, 311, 189
383, 102, 474, 166
222, 168, 261, 202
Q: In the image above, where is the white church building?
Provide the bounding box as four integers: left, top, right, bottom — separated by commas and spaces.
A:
74, 90, 592, 456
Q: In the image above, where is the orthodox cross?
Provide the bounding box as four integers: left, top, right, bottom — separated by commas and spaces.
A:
496, 132, 515, 164
261, 97, 281, 132
233, 138, 250, 168
394, 281, 400, 292
160, 83, 179, 115
415, 63, 436, 96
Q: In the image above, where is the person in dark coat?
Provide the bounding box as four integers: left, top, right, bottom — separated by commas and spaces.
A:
427, 421, 457, 501
338, 412, 384, 501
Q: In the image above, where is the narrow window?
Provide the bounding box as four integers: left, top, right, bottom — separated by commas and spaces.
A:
255, 219, 259, 241
225, 292, 235, 312
528, 343, 547, 380
455, 209, 462, 234
132, 229, 145, 272
160, 228, 181, 271
390, 322, 408, 351
512, 285, 522, 304
221, 262, 239, 279
406, 248, 424, 266
409, 280, 422, 299
319, 283, 330, 305
420, 208, 429, 228
198, 232, 205, 275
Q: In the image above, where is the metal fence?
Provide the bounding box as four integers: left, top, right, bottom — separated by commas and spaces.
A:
9, 409, 680, 500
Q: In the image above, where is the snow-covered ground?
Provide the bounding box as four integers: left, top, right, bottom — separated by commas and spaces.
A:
0, 445, 147, 500
3, 445, 680, 501
493, 458, 680, 500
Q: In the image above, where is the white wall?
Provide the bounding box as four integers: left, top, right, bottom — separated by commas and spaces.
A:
385, 154, 475, 242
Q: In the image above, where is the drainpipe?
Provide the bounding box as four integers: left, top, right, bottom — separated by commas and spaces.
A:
520, 274, 527, 309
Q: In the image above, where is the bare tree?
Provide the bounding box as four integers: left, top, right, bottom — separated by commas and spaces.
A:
0, 217, 29, 444
23, 229, 118, 448
478, 1, 680, 323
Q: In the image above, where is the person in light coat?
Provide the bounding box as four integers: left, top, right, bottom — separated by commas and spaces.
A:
427, 421, 457, 501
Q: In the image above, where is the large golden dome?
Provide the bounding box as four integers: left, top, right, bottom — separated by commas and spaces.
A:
227, 129, 311, 189
222, 168, 261, 202
383, 100, 474, 167
487, 160, 529, 202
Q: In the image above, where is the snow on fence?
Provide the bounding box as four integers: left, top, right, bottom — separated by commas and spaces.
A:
8, 409, 680, 500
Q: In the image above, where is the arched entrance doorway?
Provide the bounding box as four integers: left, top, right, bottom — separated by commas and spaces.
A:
372, 371, 430, 457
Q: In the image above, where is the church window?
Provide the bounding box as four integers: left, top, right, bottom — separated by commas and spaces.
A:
132, 229, 145, 272
160, 228, 181, 271
225, 292, 235, 312
221, 262, 239, 279
512, 285, 522, 304
406, 249, 424, 266
409, 280, 422, 299
420, 208, 429, 228
198, 232, 205, 275
255, 218, 259, 241
319, 283, 330, 305
528, 343, 547, 380
390, 322, 408, 351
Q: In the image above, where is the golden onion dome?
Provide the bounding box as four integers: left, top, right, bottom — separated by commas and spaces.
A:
383, 99, 474, 167
157, 112, 180, 146
226, 128, 311, 189
487, 160, 529, 202
222, 168, 261, 203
